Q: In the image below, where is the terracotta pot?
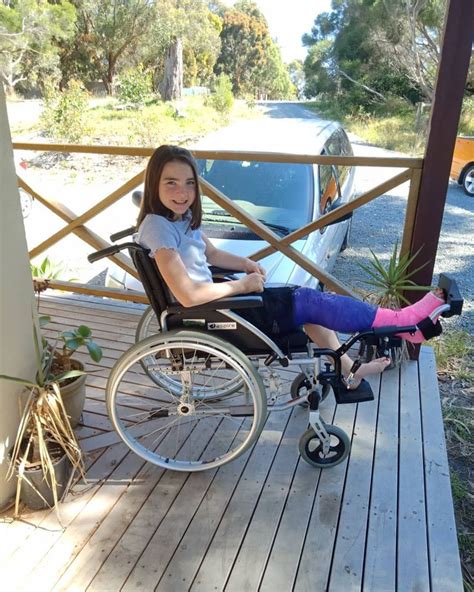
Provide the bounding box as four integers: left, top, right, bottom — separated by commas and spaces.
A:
60, 359, 86, 428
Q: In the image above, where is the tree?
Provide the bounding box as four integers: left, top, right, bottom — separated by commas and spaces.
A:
254, 40, 295, 100
152, 0, 221, 100
302, 0, 447, 108
215, 1, 270, 97
288, 59, 305, 99
77, 0, 156, 95
0, 0, 76, 95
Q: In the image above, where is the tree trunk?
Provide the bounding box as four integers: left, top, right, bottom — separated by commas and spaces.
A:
159, 38, 183, 101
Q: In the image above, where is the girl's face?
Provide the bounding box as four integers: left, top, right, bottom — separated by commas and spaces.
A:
158, 160, 197, 219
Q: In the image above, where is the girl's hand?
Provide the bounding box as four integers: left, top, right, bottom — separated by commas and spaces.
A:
244, 258, 266, 279
238, 272, 265, 294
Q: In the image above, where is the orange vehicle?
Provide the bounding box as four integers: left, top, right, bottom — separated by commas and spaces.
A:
450, 135, 474, 196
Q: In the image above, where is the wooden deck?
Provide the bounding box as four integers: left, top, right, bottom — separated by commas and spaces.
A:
0, 293, 463, 592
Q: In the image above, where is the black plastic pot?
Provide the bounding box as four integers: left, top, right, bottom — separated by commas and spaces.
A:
17, 451, 72, 511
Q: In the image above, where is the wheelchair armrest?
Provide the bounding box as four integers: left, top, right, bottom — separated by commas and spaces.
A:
166, 295, 263, 315
209, 266, 240, 281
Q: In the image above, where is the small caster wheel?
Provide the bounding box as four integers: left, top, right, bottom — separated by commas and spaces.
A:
290, 373, 330, 408
299, 424, 350, 468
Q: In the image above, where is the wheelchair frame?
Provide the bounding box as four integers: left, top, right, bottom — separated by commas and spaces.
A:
88, 233, 463, 472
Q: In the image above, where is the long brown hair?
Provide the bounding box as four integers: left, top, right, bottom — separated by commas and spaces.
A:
136, 145, 202, 230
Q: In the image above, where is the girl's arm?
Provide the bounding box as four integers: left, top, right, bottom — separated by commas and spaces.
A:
154, 248, 265, 308
202, 233, 266, 277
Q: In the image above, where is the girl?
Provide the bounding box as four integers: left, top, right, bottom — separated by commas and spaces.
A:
136, 145, 445, 393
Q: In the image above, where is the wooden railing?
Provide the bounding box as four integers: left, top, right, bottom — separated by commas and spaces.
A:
13, 142, 423, 303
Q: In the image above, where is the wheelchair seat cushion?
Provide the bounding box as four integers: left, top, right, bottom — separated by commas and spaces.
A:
237, 285, 299, 338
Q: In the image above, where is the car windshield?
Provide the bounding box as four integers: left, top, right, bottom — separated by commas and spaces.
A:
197, 159, 313, 237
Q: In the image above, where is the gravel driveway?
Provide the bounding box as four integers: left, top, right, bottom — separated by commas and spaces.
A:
261, 102, 473, 333
333, 133, 474, 334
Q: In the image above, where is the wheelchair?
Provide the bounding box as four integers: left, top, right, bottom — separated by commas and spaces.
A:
88, 230, 463, 473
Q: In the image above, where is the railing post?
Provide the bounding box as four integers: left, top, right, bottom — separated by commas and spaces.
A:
405, 0, 473, 294
400, 168, 422, 260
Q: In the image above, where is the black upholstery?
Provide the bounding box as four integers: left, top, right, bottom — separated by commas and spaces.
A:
129, 244, 310, 356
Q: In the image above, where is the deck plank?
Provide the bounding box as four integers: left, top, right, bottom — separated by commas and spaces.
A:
363, 366, 400, 592
397, 360, 431, 592
293, 402, 356, 592
190, 410, 292, 592
224, 408, 307, 592
0, 295, 463, 592
327, 374, 380, 591
419, 349, 464, 592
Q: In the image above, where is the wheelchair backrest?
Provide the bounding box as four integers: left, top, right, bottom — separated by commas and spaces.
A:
129, 246, 172, 318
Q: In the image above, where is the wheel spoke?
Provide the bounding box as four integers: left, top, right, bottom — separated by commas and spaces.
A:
107, 331, 266, 471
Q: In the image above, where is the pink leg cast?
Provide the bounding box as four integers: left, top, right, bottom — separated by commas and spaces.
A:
372, 291, 445, 343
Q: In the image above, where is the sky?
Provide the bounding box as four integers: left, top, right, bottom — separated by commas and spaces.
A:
220, 1, 333, 62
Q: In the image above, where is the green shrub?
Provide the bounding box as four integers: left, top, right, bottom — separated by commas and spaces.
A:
459, 96, 474, 136
209, 74, 234, 114
41, 80, 89, 143
117, 66, 152, 108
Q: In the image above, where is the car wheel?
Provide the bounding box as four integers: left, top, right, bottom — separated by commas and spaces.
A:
463, 165, 474, 196
340, 219, 352, 251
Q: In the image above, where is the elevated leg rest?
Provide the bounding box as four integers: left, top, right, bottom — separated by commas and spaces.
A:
417, 316, 443, 340
438, 273, 464, 317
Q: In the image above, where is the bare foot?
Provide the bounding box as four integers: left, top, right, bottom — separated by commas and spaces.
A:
346, 357, 391, 389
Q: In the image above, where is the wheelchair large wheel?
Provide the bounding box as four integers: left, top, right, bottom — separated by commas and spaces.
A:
135, 306, 244, 398
135, 305, 160, 342
107, 329, 267, 471
298, 424, 350, 468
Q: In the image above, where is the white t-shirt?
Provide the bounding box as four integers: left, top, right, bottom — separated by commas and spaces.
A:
136, 213, 213, 284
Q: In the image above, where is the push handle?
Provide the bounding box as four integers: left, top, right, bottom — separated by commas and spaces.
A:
110, 226, 136, 242
87, 242, 137, 263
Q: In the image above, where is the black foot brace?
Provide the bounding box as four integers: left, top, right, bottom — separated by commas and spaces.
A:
438, 273, 464, 318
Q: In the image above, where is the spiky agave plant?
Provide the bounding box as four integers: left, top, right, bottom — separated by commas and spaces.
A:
356, 241, 432, 309
1, 324, 86, 519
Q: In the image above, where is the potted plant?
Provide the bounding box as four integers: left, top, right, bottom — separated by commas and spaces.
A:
356, 241, 432, 365
1, 326, 87, 516
41, 317, 103, 427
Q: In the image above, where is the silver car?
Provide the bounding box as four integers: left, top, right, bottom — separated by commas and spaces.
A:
106, 117, 356, 291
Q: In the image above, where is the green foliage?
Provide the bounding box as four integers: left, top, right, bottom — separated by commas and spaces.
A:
31, 257, 64, 280
209, 73, 234, 114
302, 0, 441, 109
434, 329, 473, 382
306, 98, 426, 155
215, 3, 270, 97
59, 325, 103, 364
356, 241, 432, 307
117, 65, 152, 108
0, 0, 76, 95
41, 79, 89, 142
40, 315, 103, 369
459, 96, 474, 136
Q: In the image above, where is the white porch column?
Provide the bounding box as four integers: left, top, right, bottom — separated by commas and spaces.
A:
0, 86, 37, 509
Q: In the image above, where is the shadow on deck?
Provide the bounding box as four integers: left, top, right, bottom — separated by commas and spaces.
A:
0, 293, 463, 592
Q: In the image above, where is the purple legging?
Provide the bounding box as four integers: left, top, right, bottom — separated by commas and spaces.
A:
292, 287, 377, 333
292, 287, 444, 343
